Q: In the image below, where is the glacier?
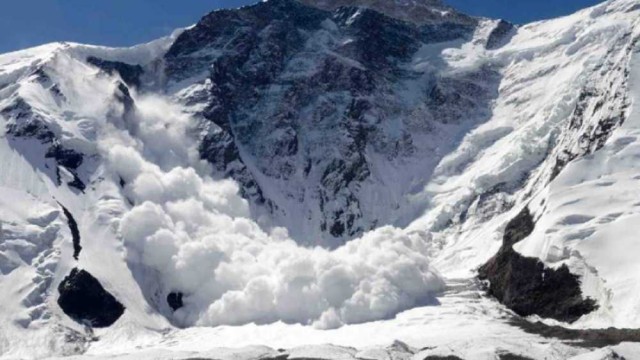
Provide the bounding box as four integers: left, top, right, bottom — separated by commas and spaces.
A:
1, 0, 640, 359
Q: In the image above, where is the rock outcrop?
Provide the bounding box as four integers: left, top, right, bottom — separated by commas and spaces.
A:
57, 268, 125, 327
478, 207, 597, 323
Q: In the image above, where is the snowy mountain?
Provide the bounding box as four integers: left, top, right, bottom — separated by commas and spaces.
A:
296, 0, 476, 25
165, 0, 498, 248
1, 0, 640, 359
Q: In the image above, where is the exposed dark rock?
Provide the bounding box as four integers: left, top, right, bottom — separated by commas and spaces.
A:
45, 144, 86, 192
66, 176, 86, 192
497, 353, 534, 360
2, 98, 56, 142
260, 352, 289, 360
167, 292, 184, 311
46, 144, 84, 170
165, 0, 327, 81
86, 56, 144, 88
297, 0, 477, 27
333, 7, 423, 67
550, 151, 574, 182
28, 68, 67, 103
478, 207, 597, 323
30, 67, 53, 85
57, 268, 125, 328
59, 203, 82, 260
423, 356, 464, 360
486, 20, 516, 50
549, 34, 635, 182
510, 317, 640, 349
2, 96, 86, 191
419, 22, 476, 43
115, 82, 136, 117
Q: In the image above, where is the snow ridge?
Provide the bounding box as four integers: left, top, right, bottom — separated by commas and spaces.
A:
296, 0, 473, 25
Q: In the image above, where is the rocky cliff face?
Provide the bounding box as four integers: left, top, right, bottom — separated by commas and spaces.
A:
297, 0, 476, 26
164, 0, 498, 246
57, 268, 125, 328
478, 207, 597, 323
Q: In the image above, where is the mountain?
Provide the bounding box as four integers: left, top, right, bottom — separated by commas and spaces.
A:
296, 0, 477, 25
163, 0, 495, 248
1, 0, 640, 359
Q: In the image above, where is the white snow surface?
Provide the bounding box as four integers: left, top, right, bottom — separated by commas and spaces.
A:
517, 17, 640, 329
2, 0, 640, 359
37, 282, 606, 360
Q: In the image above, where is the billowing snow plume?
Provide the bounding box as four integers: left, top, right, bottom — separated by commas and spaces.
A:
0, 41, 444, 335
90, 76, 444, 329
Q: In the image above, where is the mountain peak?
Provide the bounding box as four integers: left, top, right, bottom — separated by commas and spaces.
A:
296, 0, 475, 25
299, 0, 446, 7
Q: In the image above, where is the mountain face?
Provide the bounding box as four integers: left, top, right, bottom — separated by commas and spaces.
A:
296, 0, 476, 25
164, 0, 494, 247
2, 0, 640, 359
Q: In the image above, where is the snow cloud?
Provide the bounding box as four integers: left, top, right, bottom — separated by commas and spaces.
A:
95, 82, 444, 329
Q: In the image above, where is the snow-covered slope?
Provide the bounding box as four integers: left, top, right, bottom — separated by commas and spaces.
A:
0, 21, 446, 358
518, 31, 640, 329
2, 0, 640, 359
418, 0, 640, 328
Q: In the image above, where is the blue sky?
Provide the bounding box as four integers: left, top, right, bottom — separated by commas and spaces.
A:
0, 0, 605, 54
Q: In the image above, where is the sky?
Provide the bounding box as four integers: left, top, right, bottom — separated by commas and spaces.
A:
0, 0, 605, 54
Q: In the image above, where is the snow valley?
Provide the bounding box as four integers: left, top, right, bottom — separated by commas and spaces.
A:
1, 0, 640, 359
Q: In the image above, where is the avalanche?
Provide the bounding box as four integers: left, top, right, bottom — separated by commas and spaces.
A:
0, 43, 444, 336
1, 0, 640, 359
